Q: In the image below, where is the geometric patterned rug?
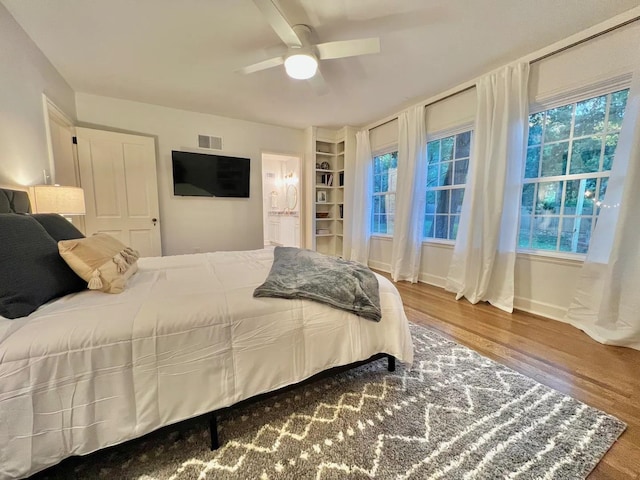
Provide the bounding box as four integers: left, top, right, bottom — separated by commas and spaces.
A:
34, 323, 625, 480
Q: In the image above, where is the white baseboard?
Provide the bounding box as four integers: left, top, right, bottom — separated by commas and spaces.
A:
418, 272, 446, 288
513, 296, 567, 322
368, 260, 390, 273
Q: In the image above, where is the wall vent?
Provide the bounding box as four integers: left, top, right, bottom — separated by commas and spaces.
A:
265, 172, 276, 179
198, 134, 223, 150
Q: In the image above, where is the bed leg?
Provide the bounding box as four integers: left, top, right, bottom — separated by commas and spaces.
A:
210, 414, 220, 450
387, 355, 396, 372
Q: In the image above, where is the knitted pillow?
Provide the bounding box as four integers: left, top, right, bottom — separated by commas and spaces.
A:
30, 213, 85, 241
58, 233, 139, 294
0, 214, 86, 319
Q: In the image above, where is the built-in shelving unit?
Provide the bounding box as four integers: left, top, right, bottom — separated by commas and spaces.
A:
312, 135, 345, 257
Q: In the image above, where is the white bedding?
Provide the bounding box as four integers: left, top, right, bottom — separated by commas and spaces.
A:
0, 249, 413, 479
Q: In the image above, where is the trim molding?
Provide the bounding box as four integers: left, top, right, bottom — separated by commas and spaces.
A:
368, 259, 390, 273
514, 296, 567, 322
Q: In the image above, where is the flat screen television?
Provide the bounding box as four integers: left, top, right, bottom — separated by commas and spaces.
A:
172, 150, 250, 198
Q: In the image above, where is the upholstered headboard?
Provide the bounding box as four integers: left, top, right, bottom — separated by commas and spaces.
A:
0, 187, 31, 214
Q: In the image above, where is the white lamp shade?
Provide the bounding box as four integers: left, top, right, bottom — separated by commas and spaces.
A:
30, 185, 86, 215
284, 54, 318, 80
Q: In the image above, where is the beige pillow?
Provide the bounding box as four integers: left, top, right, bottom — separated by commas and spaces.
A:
58, 233, 140, 294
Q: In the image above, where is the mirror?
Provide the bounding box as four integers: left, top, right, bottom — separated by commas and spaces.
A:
286, 185, 298, 211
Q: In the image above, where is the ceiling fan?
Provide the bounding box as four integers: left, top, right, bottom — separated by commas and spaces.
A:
240, 0, 381, 94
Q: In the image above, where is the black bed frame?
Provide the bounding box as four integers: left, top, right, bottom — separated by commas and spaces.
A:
208, 353, 396, 450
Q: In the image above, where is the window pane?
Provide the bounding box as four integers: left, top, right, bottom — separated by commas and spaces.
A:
536, 181, 563, 214
439, 161, 453, 186
544, 105, 573, 142
559, 217, 576, 253
425, 191, 436, 214
427, 140, 440, 164
521, 183, 535, 214
449, 215, 460, 240
608, 90, 629, 131
455, 131, 471, 158
373, 174, 382, 193
450, 188, 464, 214
519, 215, 531, 249
541, 142, 568, 177
386, 214, 395, 235
441, 136, 454, 161
603, 133, 619, 171
453, 159, 468, 185
427, 164, 439, 187
424, 214, 434, 238
599, 177, 608, 203
372, 214, 380, 233
386, 193, 396, 215
564, 180, 595, 216
577, 218, 592, 254
435, 215, 448, 239
436, 190, 450, 214
525, 146, 540, 178
569, 136, 602, 174
532, 216, 559, 250
574, 95, 606, 137
528, 112, 544, 146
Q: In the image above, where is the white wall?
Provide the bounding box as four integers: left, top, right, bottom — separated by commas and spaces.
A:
75, 93, 304, 255
0, 4, 76, 186
367, 21, 640, 322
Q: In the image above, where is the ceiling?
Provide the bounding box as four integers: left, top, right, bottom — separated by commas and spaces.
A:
3, 0, 639, 129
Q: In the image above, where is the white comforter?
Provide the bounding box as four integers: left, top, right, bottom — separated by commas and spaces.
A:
0, 249, 413, 479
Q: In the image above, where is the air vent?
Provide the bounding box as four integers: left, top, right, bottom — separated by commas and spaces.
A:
265, 172, 276, 179
198, 134, 223, 150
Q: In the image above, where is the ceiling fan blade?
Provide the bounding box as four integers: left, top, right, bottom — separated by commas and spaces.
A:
252, 0, 302, 48
316, 38, 380, 60
238, 56, 284, 74
307, 68, 330, 96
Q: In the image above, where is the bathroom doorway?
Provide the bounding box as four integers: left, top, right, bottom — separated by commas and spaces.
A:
261, 153, 301, 248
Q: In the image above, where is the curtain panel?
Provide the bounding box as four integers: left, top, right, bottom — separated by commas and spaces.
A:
390, 105, 428, 282
446, 63, 529, 312
348, 130, 373, 264
565, 59, 640, 350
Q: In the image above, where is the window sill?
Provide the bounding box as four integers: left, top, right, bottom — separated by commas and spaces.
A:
370, 234, 393, 241
516, 249, 585, 266
422, 239, 455, 248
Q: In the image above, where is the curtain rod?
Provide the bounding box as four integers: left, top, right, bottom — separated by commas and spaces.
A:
366, 10, 640, 133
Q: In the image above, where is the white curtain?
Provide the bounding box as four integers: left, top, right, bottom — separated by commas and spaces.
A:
348, 130, 373, 264
390, 105, 428, 282
565, 63, 640, 349
446, 63, 529, 312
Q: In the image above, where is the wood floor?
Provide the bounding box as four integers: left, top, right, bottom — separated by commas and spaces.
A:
391, 277, 640, 479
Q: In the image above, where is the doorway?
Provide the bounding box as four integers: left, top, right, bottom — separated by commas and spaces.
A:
261, 153, 301, 248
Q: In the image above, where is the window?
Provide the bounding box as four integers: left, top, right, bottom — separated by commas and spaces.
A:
372, 151, 398, 234
518, 89, 629, 254
424, 131, 471, 240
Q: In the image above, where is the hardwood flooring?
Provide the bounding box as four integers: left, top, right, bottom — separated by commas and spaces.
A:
391, 277, 640, 479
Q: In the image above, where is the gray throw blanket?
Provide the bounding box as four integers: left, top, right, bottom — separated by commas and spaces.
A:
254, 247, 382, 322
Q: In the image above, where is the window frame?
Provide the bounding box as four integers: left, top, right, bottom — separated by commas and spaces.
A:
423, 123, 474, 246
517, 82, 631, 259
371, 145, 399, 238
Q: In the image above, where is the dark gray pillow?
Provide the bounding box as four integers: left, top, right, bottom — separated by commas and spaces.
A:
30, 213, 85, 241
0, 214, 86, 319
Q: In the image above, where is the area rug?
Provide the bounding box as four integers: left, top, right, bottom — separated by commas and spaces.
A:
36, 323, 625, 480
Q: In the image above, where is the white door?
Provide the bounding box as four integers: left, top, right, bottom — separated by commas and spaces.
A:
76, 127, 162, 257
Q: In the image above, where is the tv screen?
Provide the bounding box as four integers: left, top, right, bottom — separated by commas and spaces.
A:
172, 151, 250, 198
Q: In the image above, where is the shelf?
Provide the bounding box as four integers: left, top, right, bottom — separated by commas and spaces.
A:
316, 233, 334, 237
315, 168, 332, 173
315, 217, 334, 221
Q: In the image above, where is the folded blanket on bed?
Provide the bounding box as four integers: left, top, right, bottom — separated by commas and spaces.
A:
253, 247, 382, 322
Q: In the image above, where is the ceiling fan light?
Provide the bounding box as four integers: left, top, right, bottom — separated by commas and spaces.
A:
284, 54, 318, 80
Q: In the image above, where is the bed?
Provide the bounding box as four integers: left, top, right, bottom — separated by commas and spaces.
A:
0, 188, 414, 479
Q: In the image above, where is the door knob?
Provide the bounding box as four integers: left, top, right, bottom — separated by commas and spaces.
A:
152, 218, 158, 226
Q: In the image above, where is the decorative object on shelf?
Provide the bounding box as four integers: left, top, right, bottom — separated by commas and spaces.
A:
315, 163, 320, 169
320, 161, 330, 170
316, 212, 330, 218
317, 191, 327, 203
339, 204, 344, 219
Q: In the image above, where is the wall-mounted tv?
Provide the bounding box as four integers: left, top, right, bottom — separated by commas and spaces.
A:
172, 150, 250, 198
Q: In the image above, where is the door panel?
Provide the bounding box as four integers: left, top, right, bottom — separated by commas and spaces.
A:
76, 127, 162, 257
